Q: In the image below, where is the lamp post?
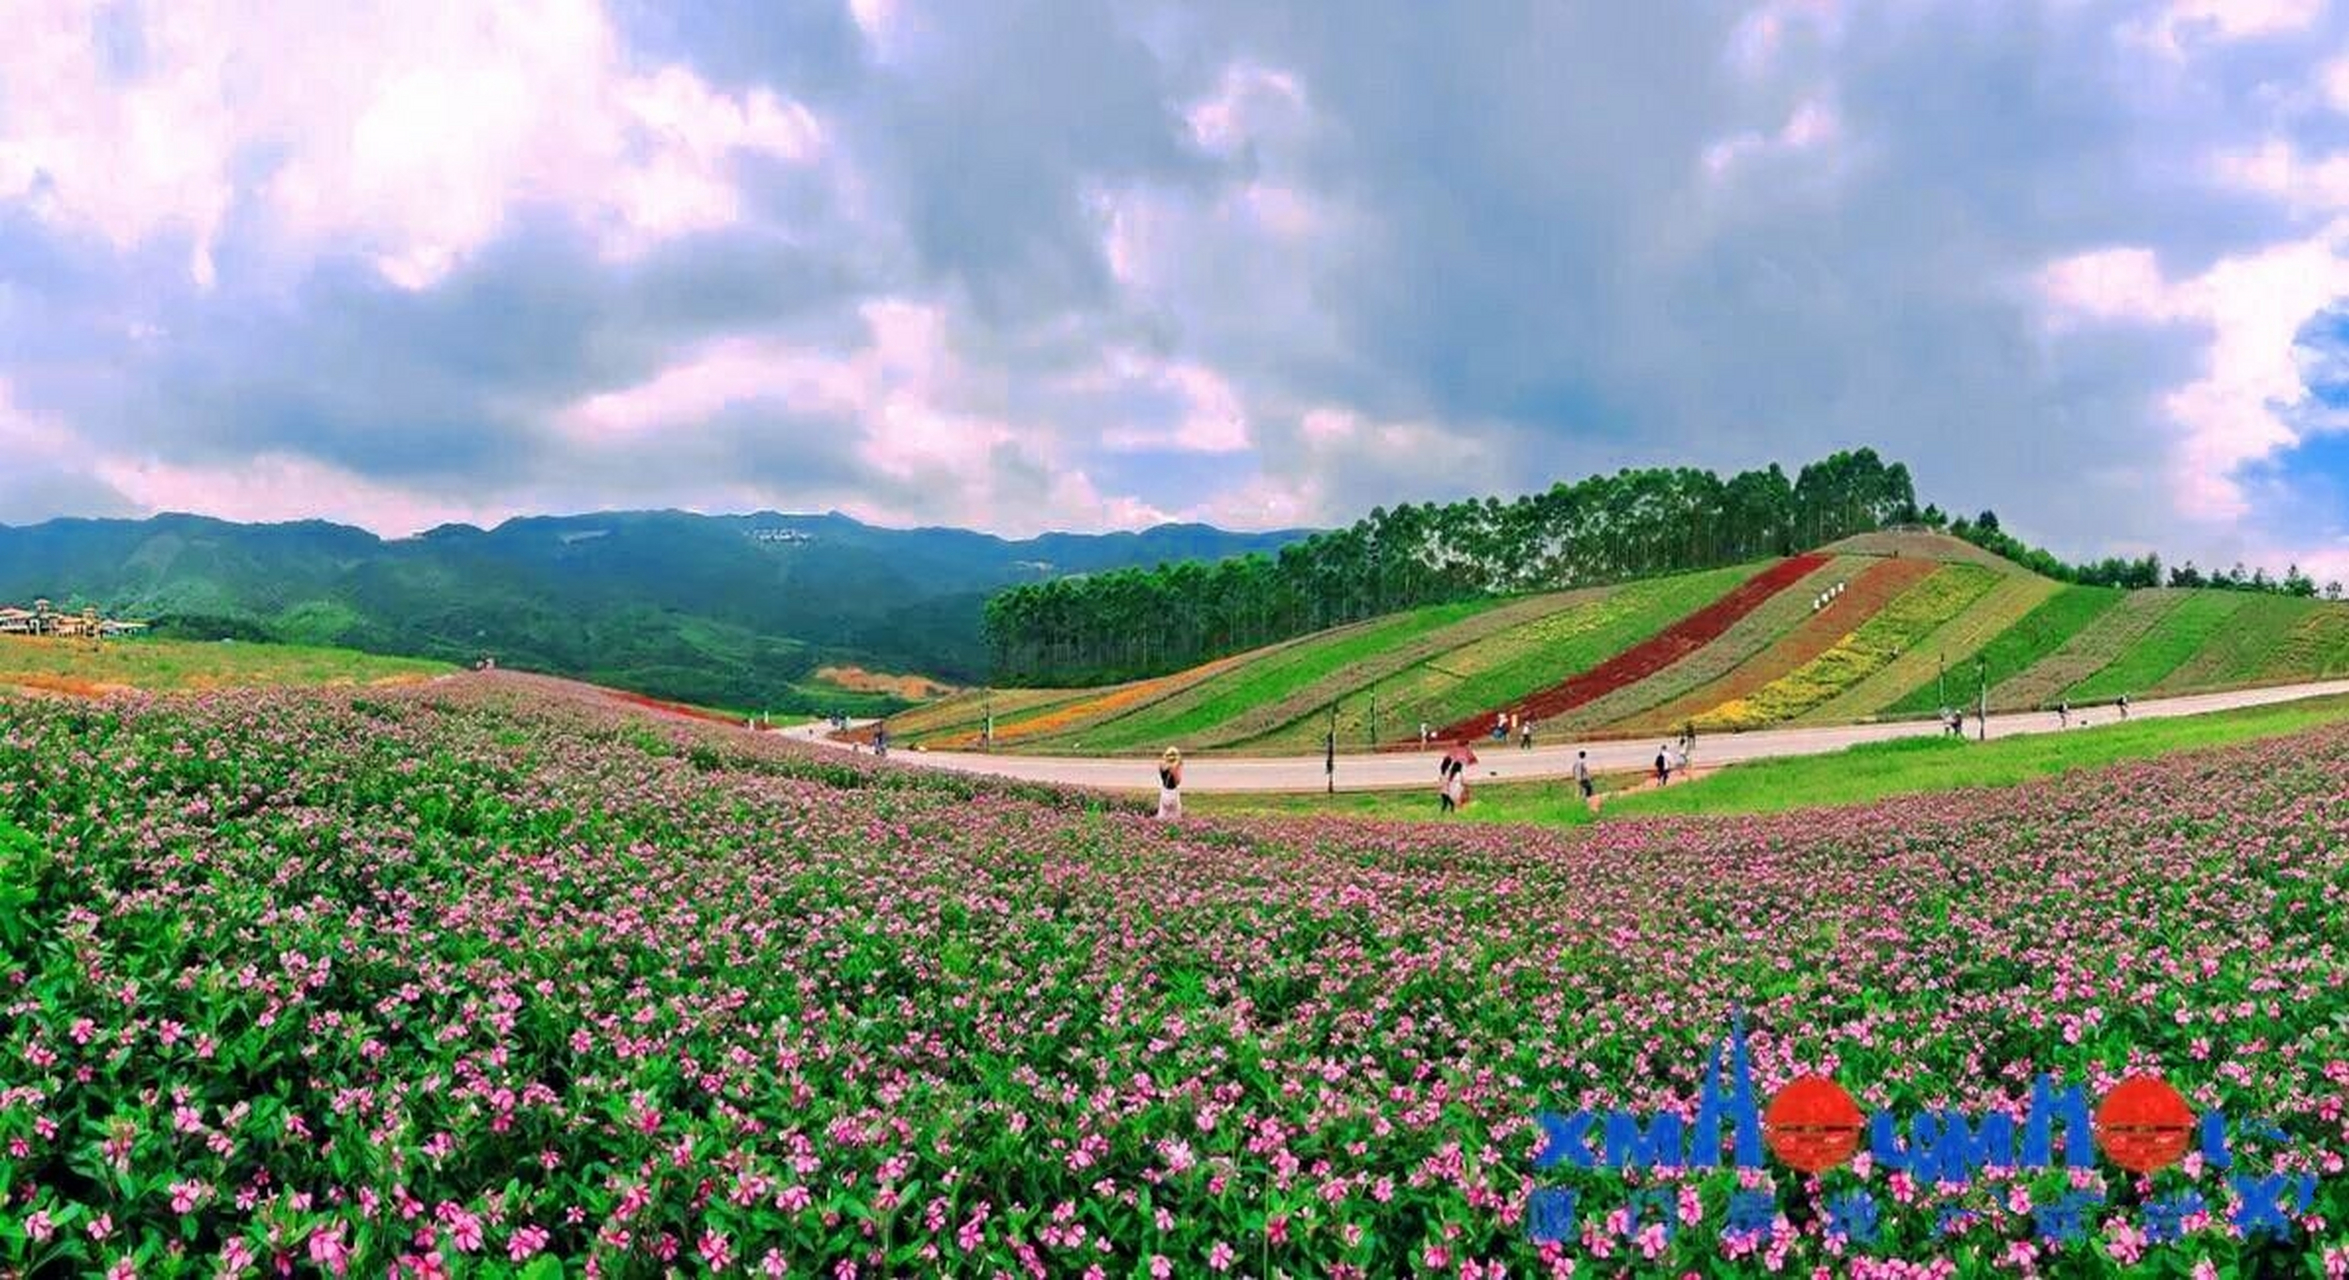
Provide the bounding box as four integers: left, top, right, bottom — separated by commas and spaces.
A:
1937, 652, 1946, 709
1326, 704, 1337, 795
1976, 658, 1988, 743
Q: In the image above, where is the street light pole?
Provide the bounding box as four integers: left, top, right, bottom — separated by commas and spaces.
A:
1937, 652, 1946, 709
1326, 704, 1337, 795
1977, 658, 1988, 743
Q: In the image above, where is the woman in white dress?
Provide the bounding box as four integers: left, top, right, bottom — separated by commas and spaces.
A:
1157, 748, 1185, 821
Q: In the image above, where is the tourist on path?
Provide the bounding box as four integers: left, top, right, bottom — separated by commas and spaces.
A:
1156, 748, 1185, 822
1520, 718, 1535, 751
2118, 693, 2131, 720
2058, 699, 2069, 729
1655, 745, 1672, 786
1573, 750, 1593, 801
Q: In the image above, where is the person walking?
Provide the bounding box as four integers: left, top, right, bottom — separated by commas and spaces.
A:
874, 721, 890, 758
1655, 745, 1671, 786
1420, 721, 1431, 750
1573, 750, 1593, 801
2118, 693, 2131, 720
1156, 748, 1185, 822
1438, 753, 1460, 813
1520, 718, 1535, 751
2057, 699, 2069, 729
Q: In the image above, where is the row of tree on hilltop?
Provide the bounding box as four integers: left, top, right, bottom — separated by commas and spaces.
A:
983, 450, 1917, 685
1922, 510, 2341, 599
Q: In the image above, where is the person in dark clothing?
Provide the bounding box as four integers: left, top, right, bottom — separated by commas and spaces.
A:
1573, 750, 1592, 800
1655, 746, 1671, 785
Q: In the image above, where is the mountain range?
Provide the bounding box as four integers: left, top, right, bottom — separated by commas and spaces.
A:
0, 511, 1310, 711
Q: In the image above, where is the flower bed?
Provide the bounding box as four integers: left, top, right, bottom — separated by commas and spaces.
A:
3, 680, 2346, 1277
1604, 556, 1934, 737
1428, 554, 1833, 741
1692, 564, 2002, 731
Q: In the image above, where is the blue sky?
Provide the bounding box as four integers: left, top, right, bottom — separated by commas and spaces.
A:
1, 0, 2346, 583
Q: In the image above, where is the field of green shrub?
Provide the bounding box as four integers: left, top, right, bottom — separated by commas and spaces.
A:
1883, 586, 2124, 716
1991, 590, 2188, 709
2064, 590, 2251, 704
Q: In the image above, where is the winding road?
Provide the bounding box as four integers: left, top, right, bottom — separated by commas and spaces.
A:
778, 680, 2349, 793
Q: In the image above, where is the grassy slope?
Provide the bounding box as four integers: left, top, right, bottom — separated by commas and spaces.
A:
1036, 598, 1510, 751
2062, 589, 2251, 703
1169, 587, 1614, 749
1245, 564, 1759, 752
1192, 691, 2349, 826
1532, 557, 1860, 736
1990, 589, 2187, 708
2253, 605, 2349, 682
2151, 595, 2323, 693
1800, 573, 2059, 724
0, 635, 449, 693
1882, 585, 2122, 716
1691, 563, 2002, 731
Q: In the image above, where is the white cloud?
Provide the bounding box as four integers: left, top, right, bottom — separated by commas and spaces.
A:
1701, 96, 1843, 180
2038, 228, 2349, 523
554, 299, 1165, 534
0, 0, 825, 291
0, 379, 79, 463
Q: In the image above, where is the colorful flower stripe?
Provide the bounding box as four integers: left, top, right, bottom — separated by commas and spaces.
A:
1536, 557, 1858, 737
1602, 556, 1934, 737
1427, 555, 1833, 741
1798, 572, 2061, 724
1692, 564, 2002, 731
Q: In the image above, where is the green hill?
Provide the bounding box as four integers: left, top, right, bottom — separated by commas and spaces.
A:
0, 511, 1308, 713
918, 531, 2349, 754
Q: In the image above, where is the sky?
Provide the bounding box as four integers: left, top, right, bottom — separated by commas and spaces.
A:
2, 1, 2348, 582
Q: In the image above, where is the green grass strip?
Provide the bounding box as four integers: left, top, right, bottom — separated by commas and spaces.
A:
1884, 585, 2123, 716
2152, 596, 2320, 693
1062, 599, 1509, 751
1193, 691, 2349, 826
2063, 590, 2252, 703
2251, 604, 2349, 683
1990, 589, 2188, 709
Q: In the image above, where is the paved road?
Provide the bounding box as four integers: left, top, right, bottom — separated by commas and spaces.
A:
778, 679, 2349, 793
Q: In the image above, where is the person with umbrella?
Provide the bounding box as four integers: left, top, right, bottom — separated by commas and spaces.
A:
1439, 741, 1478, 813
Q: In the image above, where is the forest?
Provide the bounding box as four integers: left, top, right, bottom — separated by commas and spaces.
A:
983, 450, 1918, 685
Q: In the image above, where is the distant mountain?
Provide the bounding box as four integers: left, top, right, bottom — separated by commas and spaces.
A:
0, 511, 1311, 709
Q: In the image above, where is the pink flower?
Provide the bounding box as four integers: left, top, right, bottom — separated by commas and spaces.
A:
507, 1226, 549, 1263
1208, 1241, 1236, 1272
88, 1212, 113, 1241
307, 1226, 351, 1278
24, 1211, 53, 1243
1150, 1256, 1173, 1279
699, 1229, 733, 1272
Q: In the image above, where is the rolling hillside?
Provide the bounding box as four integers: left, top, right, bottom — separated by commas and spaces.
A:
894, 531, 2349, 753
0, 511, 1309, 712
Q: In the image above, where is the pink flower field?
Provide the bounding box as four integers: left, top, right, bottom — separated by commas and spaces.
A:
0, 679, 2343, 1277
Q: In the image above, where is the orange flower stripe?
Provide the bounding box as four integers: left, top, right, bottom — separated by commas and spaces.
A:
937, 655, 1251, 748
